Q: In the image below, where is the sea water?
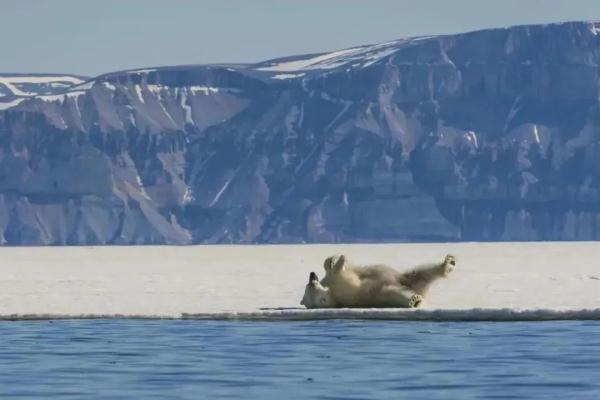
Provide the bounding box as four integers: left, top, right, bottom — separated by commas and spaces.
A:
0, 320, 598, 399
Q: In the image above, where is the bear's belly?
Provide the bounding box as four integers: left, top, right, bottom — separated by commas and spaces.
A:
327, 272, 362, 307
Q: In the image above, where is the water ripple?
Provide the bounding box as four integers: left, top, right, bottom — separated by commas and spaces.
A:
0, 320, 599, 399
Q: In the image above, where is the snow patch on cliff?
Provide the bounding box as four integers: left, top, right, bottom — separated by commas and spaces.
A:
272, 73, 306, 80
0, 75, 85, 97
257, 36, 434, 73
0, 98, 24, 110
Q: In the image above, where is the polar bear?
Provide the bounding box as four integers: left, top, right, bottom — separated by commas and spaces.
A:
301, 254, 456, 309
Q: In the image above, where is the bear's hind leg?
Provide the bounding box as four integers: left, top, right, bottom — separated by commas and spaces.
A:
399, 254, 456, 296
377, 285, 423, 308
408, 293, 423, 308
441, 254, 456, 277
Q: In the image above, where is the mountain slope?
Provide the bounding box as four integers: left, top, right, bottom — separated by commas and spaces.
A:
1, 21, 600, 245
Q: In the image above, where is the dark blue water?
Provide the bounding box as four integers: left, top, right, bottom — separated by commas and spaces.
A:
0, 320, 599, 399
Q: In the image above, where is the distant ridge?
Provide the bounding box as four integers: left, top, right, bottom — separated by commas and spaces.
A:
1, 21, 600, 245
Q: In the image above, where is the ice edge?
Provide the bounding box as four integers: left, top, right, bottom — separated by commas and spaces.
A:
182, 308, 600, 321
3, 309, 600, 322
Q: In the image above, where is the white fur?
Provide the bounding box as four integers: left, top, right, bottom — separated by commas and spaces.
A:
301, 274, 337, 309
301, 254, 456, 309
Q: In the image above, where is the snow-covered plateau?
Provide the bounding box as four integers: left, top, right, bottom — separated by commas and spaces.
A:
1, 242, 599, 320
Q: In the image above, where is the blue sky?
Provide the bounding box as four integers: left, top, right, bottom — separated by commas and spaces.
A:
2, 0, 600, 77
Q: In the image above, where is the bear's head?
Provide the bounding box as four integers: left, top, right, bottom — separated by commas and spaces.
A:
300, 272, 336, 309
323, 254, 346, 276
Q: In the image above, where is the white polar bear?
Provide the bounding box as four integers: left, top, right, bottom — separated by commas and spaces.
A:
301, 254, 456, 309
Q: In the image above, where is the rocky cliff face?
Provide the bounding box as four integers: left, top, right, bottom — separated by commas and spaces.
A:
2, 21, 600, 245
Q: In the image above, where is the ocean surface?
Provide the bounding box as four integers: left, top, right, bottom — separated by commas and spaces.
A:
0, 320, 599, 399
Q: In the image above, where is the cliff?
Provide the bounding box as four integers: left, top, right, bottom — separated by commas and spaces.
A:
1, 21, 600, 244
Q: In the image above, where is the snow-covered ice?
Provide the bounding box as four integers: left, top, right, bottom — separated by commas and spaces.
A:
1, 242, 599, 320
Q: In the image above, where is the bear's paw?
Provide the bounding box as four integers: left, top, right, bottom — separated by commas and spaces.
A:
442, 254, 456, 277
408, 294, 423, 308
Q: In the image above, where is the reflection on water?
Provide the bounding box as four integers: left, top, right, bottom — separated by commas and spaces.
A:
0, 320, 599, 399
